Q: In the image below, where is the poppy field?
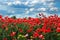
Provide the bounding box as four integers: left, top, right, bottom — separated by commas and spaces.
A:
0, 14, 60, 40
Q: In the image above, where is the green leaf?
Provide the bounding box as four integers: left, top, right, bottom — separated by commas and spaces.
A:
34, 38, 39, 40
57, 33, 60, 40
45, 32, 57, 40
0, 28, 3, 34
18, 36, 27, 40
39, 24, 43, 28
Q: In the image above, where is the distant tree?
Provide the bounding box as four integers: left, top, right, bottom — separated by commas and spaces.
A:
11, 16, 16, 19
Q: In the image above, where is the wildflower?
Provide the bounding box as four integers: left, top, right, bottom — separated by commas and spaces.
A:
39, 34, 44, 39
3, 38, 7, 40
19, 28, 23, 33
10, 32, 16, 37
56, 27, 60, 32
33, 32, 39, 38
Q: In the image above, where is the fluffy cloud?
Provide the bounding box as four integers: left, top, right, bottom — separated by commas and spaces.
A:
24, 1, 29, 5
7, 2, 12, 6
37, 8, 46, 11
31, 0, 39, 4
50, 7, 58, 11
48, 2, 54, 8
40, 0, 46, 3
7, 0, 21, 6
47, 0, 54, 1
29, 8, 34, 11
13, 0, 21, 5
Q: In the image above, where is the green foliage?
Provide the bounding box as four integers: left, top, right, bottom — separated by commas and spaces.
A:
45, 32, 57, 40
11, 16, 16, 19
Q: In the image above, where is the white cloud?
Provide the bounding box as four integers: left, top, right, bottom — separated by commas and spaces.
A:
38, 8, 46, 11
41, 0, 46, 3
7, 0, 21, 6
48, 2, 54, 8
31, 0, 39, 4
29, 8, 34, 11
50, 7, 58, 11
29, 0, 46, 5
24, 1, 29, 5
7, 2, 12, 6
25, 8, 34, 15
13, 0, 21, 5
47, 0, 54, 2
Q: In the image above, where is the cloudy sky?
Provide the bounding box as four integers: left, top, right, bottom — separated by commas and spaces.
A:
0, 0, 60, 18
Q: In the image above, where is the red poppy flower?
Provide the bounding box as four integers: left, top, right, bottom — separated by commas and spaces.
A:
46, 28, 51, 33
33, 32, 39, 38
19, 28, 23, 33
27, 29, 33, 33
10, 32, 16, 37
56, 27, 60, 32
3, 38, 7, 40
58, 23, 60, 27
35, 28, 41, 33
1, 24, 7, 29
0, 15, 2, 18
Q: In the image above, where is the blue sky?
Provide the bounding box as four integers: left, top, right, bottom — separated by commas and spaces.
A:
0, 0, 60, 18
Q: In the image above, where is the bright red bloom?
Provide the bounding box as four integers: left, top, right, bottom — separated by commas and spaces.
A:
58, 23, 60, 27
46, 28, 51, 33
42, 27, 51, 33
33, 32, 39, 38
35, 28, 41, 33
0, 15, 2, 18
41, 24, 46, 33
10, 32, 16, 37
56, 27, 60, 32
